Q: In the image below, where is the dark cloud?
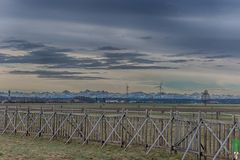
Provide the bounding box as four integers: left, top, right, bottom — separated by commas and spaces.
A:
38, 75, 107, 80
8, 0, 176, 20
163, 59, 195, 63
0, 48, 77, 65
2, 0, 240, 59
166, 52, 208, 57
204, 55, 233, 59
9, 70, 107, 80
1, 39, 45, 50
139, 36, 152, 40
10, 70, 84, 75
103, 52, 160, 65
0, 39, 79, 65
97, 46, 124, 51
108, 65, 178, 70
203, 59, 215, 62
1, 39, 176, 71
166, 52, 234, 61
216, 65, 224, 68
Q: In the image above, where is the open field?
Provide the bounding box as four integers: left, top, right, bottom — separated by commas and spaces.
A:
1, 103, 240, 112
0, 135, 182, 160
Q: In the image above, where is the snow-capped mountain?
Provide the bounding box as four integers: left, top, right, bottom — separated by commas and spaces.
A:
0, 90, 240, 100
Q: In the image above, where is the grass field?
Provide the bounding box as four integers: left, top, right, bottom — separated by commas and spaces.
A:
1, 102, 240, 110
0, 103, 172, 109
0, 135, 182, 160
0, 103, 238, 160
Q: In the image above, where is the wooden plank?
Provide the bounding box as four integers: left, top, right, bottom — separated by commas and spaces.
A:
1, 107, 240, 159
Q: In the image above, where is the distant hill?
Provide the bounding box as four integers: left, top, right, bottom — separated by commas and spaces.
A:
0, 90, 240, 104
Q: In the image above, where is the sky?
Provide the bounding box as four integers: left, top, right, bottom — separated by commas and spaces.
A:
0, 0, 240, 94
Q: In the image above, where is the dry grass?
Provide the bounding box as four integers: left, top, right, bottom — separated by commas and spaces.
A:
1, 103, 240, 110
0, 135, 183, 160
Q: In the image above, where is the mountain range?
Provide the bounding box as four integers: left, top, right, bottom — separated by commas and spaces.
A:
0, 90, 239, 100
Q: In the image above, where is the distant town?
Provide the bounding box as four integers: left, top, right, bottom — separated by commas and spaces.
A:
1, 90, 240, 104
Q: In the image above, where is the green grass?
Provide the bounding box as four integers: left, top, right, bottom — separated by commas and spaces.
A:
0, 135, 183, 160
2, 102, 240, 110
1, 103, 178, 109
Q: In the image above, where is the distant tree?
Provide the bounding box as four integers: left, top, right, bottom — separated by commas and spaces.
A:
201, 90, 210, 106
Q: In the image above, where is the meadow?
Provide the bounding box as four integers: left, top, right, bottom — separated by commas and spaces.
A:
1, 102, 240, 110
0, 135, 182, 160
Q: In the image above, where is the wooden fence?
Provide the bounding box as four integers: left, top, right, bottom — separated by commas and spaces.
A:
0, 106, 240, 160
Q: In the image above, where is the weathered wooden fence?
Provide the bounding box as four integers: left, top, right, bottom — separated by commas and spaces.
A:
0, 106, 240, 160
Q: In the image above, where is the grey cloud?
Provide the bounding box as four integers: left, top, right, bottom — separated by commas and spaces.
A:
97, 46, 124, 51
204, 55, 233, 59
166, 52, 207, 57
216, 65, 224, 68
169, 59, 191, 63
108, 65, 178, 70
38, 75, 107, 80
163, 59, 195, 63
1, 39, 176, 71
2, 0, 240, 59
9, 70, 107, 80
10, 70, 84, 75
166, 52, 233, 61
139, 36, 152, 40
103, 52, 160, 65
203, 59, 215, 62
1, 39, 72, 52
1, 39, 45, 50
0, 39, 78, 65
0, 48, 78, 65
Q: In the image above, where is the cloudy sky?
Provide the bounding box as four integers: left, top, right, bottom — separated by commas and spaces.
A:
0, 0, 240, 94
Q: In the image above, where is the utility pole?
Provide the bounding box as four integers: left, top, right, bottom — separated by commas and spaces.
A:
154, 82, 164, 104
155, 82, 163, 99
159, 82, 163, 95
126, 84, 129, 103
8, 90, 11, 102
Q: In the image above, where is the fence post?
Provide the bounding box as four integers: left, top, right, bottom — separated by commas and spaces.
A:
84, 110, 88, 144
39, 107, 43, 137
216, 112, 221, 157
101, 113, 105, 145
145, 109, 149, 150
14, 106, 18, 134
160, 111, 164, 146
203, 112, 207, 160
104, 111, 107, 144
232, 114, 236, 159
26, 107, 30, 136
4, 106, 8, 132
170, 110, 173, 154
121, 109, 126, 148
52, 111, 56, 136
80, 108, 85, 139
198, 111, 202, 160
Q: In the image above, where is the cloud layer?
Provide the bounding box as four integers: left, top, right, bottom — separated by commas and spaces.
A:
0, 0, 240, 94
9, 70, 107, 80
0, 39, 178, 70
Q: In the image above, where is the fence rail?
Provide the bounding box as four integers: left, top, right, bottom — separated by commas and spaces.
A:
0, 106, 239, 160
